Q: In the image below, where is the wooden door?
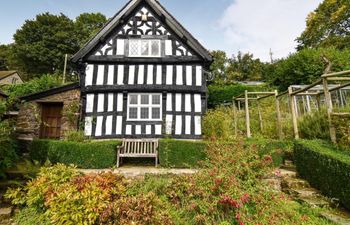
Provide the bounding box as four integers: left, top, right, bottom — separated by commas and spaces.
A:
40, 103, 63, 139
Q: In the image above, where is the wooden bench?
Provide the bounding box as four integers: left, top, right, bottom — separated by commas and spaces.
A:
117, 139, 159, 168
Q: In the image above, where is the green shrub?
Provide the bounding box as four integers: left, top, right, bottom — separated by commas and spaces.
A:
29, 140, 121, 169
208, 84, 266, 108
202, 106, 234, 141
63, 130, 86, 142
159, 139, 207, 168
298, 109, 330, 140
0, 138, 18, 178
294, 140, 350, 210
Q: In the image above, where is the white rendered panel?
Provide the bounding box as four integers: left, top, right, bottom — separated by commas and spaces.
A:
128, 65, 135, 84
86, 94, 94, 113
108, 94, 114, 112
194, 94, 202, 113
146, 125, 152, 135
117, 65, 124, 85
186, 66, 192, 86
166, 65, 173, 85
116, 116, 122, 135
155, 125, 162, 135
105, 116, 113, 135
175, 115, 182, 135
156, 65, 162, 85
84, 117, 92, 136
95, 116, 103, 136
117, 93, 123, 112
107, 65, 114, 85
85, 64, 93, 86
135, 125, 141, 135
138, 65, 144, 84
175, 94, 182, 112
176, 65, 183, 85
185, 116, 191, 135
96, 65, 104, 85
147, 65, 154, 84
194, 116, 201, 135
126, 125, 132, 135
116, 39, 125, 55
196, 66, 202, 86
185, 94, 191, 112
165, 40, 172, 55
97, 94, 105, 112
166, 93, 172, 111
165, 115, 173, 135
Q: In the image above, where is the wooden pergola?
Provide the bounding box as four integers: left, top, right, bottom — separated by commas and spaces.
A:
233, 90, 282, 139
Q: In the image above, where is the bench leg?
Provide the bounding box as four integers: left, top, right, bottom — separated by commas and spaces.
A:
155, 156, 158, 168
117, 155, 120, 168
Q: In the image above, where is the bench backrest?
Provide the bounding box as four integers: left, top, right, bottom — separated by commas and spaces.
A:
121, 139, 158, 155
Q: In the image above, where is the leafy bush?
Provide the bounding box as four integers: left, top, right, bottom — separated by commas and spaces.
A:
158, 139, 207, 168
298, 108, 330, 140
208, 84, 266, 108
0, 138, 18, 178
29, 140, 121, 169
202, 106, 235, 141
294, 140, 350, 210
63, 130, 86, 142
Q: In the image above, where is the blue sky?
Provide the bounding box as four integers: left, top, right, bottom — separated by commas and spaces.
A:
0, 0, 322, 61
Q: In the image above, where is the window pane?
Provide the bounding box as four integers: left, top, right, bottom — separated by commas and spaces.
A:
152, 107, 160, 119
141, 40, 149, 56
152, 95, 161, 105
141, 95, 149, 104
129, 107, 138, 119
141, 107, 149, 119
129, 95, 138, 104
129, 40, 139, 56
151, 40, 160, 56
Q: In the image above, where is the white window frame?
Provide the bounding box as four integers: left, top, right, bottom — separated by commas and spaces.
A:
128, 39, 161, 57
127, 93, 162, 121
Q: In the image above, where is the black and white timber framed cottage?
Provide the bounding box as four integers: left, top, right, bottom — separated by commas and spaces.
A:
71, 0, 213, 140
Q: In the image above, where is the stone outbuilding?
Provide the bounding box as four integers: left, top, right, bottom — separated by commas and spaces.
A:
16, 83, 81, 141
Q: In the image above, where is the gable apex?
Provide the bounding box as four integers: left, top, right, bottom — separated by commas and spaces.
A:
71, 0, 212, 63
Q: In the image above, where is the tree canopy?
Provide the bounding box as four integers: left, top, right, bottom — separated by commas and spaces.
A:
297, 0, 350, 50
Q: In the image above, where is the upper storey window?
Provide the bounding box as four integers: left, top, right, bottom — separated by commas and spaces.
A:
129, 39, 161, 57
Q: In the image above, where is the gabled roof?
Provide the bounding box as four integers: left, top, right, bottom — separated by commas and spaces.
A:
71, 0, 212, 63
20, 83, 80, 101
0, 71, 18, 80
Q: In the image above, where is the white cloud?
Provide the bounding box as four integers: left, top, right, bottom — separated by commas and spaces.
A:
219, 0, 322, 61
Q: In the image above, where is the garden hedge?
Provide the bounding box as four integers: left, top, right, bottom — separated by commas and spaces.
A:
208, 84, 266, 108
29, 140, 121, 169
294, 140, 350, 210
0, 138, 18, 178
159, 139, 207, 168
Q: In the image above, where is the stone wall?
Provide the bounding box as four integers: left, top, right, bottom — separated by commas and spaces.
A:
16, 88, 80, 140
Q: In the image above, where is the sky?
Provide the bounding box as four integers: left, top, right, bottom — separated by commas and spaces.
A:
0, 0, 322, 61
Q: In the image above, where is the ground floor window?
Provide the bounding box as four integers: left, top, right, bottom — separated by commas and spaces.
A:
127, 93, 162, 121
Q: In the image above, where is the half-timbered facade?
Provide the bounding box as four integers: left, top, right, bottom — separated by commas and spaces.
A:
72, 0, 212, 139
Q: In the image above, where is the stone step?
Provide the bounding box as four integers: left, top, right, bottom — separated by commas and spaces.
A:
298, 196, 331, 208
286, 187, 320, 198
277, 169, 297, 178
280, 164, 296, 171
320, 211, 350, 225
284, 160, 294, 167
281, 177, 310, 190
0, 206, 12, 220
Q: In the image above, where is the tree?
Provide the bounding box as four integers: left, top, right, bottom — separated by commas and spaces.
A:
75, 13, 107, 47
228, 51, 265, 81
297, 0, 350, 50
210, 50, 230, 84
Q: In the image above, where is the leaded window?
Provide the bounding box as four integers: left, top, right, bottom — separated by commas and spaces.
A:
127, 94, 162, 121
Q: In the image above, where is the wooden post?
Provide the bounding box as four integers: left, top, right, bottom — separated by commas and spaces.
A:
322, 78, 337, 143
233, 99, 238, 137
257, 98, 263, 132
275, 90, 283, 139
63, 54, 68, 84
316, 93, 321, 110
288, 87, 299, 139
245, 90, 251, 138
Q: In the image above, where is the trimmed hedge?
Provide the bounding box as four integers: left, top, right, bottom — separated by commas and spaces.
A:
29, 140, 121, 169
159, 139, 207, 168
245, 138, 293, 167
0, 138, 18, 178
294, 140, 350, 210
208, 84, 266, 108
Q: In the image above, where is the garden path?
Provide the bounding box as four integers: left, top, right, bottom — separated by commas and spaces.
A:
79, 166, 198, 178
